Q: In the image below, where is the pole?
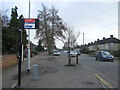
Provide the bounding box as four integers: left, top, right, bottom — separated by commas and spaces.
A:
68, 39, 71, 65
27, 0, 31, 72
18, 29, 22, 86
14, 15, 24, 88
22, 44, 24, 62
14, 29, 22, 88
83, 33, 84, 46
76, 54, 78, 64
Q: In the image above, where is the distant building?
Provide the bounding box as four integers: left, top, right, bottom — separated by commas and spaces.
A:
86, 35, 120, 51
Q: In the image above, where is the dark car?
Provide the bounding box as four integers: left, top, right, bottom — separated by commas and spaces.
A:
95, 51, 114, 62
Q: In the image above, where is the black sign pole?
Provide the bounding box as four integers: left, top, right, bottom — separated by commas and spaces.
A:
18, 29, 22, 86
14, 15, 23, 88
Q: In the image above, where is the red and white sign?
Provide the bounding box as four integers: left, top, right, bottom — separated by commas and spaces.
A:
24, 18, 35, 29
24, 19, 35, 23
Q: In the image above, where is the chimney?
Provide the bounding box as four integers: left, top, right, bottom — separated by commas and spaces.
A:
103, 37, 105, 40
110, 35, 113, 38
97, 39, 99, 41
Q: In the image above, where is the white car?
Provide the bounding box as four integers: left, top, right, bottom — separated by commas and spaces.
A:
70, 51, 77, 57
53, 50, 60, 56
64, 50, 68, 53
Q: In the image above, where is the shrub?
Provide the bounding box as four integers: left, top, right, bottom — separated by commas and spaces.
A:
110, 51, 120, 57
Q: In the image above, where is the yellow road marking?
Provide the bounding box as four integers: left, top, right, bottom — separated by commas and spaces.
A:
94, 74, 113, 88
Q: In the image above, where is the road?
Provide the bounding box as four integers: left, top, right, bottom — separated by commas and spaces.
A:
59, 51, 118, 88
2, 51, 119, 88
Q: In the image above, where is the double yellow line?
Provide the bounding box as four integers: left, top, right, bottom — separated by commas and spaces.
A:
94, 74, 113, 88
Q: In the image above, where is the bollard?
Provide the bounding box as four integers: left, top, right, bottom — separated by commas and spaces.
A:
76, 54, 78, 64
33, 64, 39, 80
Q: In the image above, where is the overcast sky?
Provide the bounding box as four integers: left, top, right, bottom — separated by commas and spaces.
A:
1, 0, 119, 49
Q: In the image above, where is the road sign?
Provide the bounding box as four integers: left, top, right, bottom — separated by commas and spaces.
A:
24, 19, 35, 29
19, 18, 39, 29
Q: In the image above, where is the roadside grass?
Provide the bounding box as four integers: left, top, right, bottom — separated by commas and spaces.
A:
114, 57, 120, 60
87, 54, 95, 57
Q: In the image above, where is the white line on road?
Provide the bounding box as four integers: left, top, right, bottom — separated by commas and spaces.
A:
11, 83, 16, 88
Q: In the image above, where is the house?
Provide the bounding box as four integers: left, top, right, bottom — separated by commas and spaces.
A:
87, 35, 120, 51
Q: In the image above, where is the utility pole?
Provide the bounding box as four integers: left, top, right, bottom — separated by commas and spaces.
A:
27, 0, 31, 72
83, 33, 84, 46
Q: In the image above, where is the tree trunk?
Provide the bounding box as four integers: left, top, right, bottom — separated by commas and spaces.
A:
68, 39, 71, 65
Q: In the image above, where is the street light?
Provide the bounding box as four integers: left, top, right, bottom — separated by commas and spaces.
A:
27, 0, 31, 72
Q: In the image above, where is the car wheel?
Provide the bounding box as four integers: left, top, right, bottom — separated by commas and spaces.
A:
111, 60, 113, 62
100, 58, 103, 61
96, 58, 98, 60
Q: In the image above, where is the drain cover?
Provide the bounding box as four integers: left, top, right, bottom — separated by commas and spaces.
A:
39, 66, 58, 75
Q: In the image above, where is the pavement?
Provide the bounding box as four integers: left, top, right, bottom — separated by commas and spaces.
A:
2, 52, 104, 88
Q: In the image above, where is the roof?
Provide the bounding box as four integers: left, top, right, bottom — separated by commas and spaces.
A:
86, 35, 120, 46
96, 37, 120, 45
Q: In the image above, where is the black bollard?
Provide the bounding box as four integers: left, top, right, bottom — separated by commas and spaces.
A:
76, 54, 78, 64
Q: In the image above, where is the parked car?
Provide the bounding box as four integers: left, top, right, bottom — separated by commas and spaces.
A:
75, 49, 81, 56
70, 50, 77, 57
64, 50, 68, 53
53, 50, 60, 56
95, 51, 114, 62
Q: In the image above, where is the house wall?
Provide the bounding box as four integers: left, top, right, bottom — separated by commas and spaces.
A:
98, 44, 107, 50
88, 43, 120, 51
88, 45, 98, 51
98, 43, 120, 51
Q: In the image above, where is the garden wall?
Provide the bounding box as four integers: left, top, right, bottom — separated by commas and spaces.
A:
0, 54, 18, 70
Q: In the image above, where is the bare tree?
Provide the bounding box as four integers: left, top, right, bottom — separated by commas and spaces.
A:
56, 24, 80, 65
1, 9, 9, 27
57, 24, 80, 48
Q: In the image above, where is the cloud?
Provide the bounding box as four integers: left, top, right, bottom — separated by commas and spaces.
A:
2, 0, 119, 2
2, 1, 118, 47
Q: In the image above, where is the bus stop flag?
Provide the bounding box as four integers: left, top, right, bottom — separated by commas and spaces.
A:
19, 18, 39, 29
24, 19, 35, 29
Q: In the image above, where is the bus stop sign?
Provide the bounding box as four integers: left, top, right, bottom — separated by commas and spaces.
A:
19, 18, 39, 29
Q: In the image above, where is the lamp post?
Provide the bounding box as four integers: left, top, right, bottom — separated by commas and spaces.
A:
27, 0, 31, 72
83, 33, 84, 46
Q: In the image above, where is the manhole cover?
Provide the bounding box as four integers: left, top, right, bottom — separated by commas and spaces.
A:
39, 66, 58, 75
